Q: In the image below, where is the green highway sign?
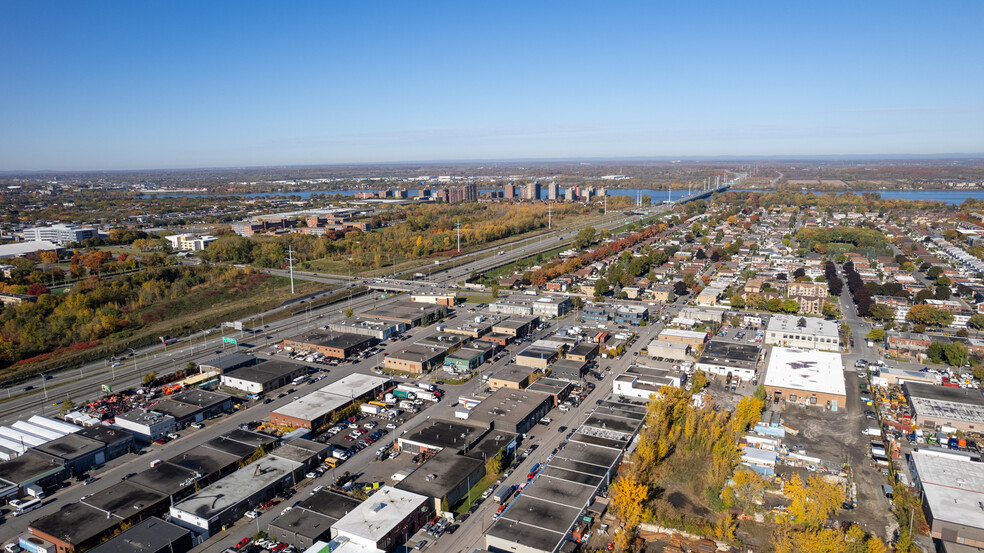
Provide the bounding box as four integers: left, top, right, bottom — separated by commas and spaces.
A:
102, 385, 112, 393
222, 337, 237, 345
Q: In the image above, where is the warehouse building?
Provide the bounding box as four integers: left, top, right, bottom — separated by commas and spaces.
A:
763, 347, 846, 409
30, 433, 109, 477
566, 342, 598, 362
75, 426, 134, 460
468, 388, 553, 435
525, 378, 575, 406
169, 455, 303, 538
613, 366, 684, 399
270, 373, 391, 429
909, 449, 984, 548
328, 316, 406, 341
904, 382, 984, 433
282, 331, 376, 360
153, 389, 233, 427
220, 360, 308, 393
550, 359, 588, 381
81, 480, 170, 526
29, 502, 123, 553
491, 317, 539, 339
657, 328, 708, 350
198, 353, 258, 374
0, 451, 66, 498
86, 517, 192, 553
695, 341, 762, 382
646, 339, 691, 362
398, 419, 490, 456
360, 300, 447, 328
765, 314, 840, 351
267, 490, 362, 549
487, 366, 533, 390
515, 346, 557, 370
115, 409, 176, 442
331, 486, 431, 552
396, 447, 485, 515
444, 347, 487, 372
383, 345, 446, 374
441, 318, 497, 339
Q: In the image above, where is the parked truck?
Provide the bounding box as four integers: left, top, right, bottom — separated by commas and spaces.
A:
361, 404, 385, 415
493, 485, 516, 504
416, 390, 438, 402
393, 389, 416, 400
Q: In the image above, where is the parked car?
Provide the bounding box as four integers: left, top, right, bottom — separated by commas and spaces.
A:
245, 510, 259, 519
235, 538, 252, 549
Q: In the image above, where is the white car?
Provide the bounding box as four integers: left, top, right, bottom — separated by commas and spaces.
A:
306, 472, 318, 479
386, 423, 397, 429
245, 510, 260, 519
5, 544, 22, 553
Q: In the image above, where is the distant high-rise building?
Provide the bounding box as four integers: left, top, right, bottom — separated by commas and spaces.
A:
547, 182, 559, 200
564, 188, 575, 201
525, 181, 541, 200
504, 183, 515, 199
23, 224, 97, 246
436, 189, 450, 203
597, 187, 606, 197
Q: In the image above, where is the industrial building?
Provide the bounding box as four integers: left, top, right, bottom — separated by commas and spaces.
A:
29, 502, 124, 553
114, 409, 176, 442
220, 360, 308, 393
904, 382, 984, 433
267, 490, 362, 549
30, 432, 111, 477
695, 341, 762, 381
488, 366, 535, 390
282, 330, 376, 360
485, 397, 646, 553
169, 455, 303, 538
395, 447, 486, 515
360, 300, 447, 328
550, 358, 588, 381
763, 347, 846, 408
383, 345, 446, 374
198, 352, 259, 374
0, 415, 81, 461
468, 388, 553, 435
270, 373, 390, 429
23, 224, 97, 246
152, 389, 233, 427
909, 449, 984, 548
515, 346, 557, 370
613, 365, 684, 399
331, 486, 430, 552
328, 317, 407, 341
646, 339, 691, 362
0, 451, 67, 499
444, 347, 487, 372
491, 317, 539, 339
86, 517, 192, 553
765, 314, 840, 351
656, 328, 708, 349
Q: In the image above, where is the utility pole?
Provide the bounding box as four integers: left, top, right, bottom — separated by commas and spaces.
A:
604, 194, 607, 215
456, 219, 461, 253
288, 245, 295, 295
548, 203, 552, 229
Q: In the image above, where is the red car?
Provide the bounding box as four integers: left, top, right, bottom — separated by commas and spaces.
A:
272, 544, 288, 552
497, 504, 507, 514
235, 538, 251, 549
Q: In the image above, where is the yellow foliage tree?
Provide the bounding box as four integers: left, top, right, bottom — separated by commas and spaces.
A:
609, 476, 648, 528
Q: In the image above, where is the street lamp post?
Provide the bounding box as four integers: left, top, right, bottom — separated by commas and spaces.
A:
128, 348, 138, 381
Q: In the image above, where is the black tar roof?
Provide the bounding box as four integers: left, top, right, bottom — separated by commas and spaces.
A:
223, 360, 305, 384
76, 426, 133, 446
0, 452, 65, 485
166, 444, 240, 475
87, 517, 189, 553
29, 502, 119, 546
82, 481, 166, 515
905, 382, 984, 406
397, 449, 484, 499
286, 330, 376, 350
126, 462, 198, 496
402, 419, 489, 451
200, 353, 258, 372
32, 433, 104, 460
297, 489, 362, 518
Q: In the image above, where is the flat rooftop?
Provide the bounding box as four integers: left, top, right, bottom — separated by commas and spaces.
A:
401, 419, 489, 451
516, 346, 556, 360
332, 486, 428, 544
116, 408, 174, 426
698, 340, 761, 365
764, 347, 846, 398
167, 444, 240, 474
298, 489, 363, 518
766, 314, 839, 337
468, 388, 552, 429
200, 353, 258, 372
29, 502, 119, 547
447, 347, 485, 361
126, 462, 199, 496
87, 517, 190, 553
911, 450, 984, 531
223, 359, 305, 384
396, 448, 484, 499
173, 455, 301, 519
32, 432, 104, 460
83, 480, 167, 514
387, 345, 446, 363
286, 330, 375, 350
167, 389, 231, 409
0, 451, 66, 484
905, 382, 984, 424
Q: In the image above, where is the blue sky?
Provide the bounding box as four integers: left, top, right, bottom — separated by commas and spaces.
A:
1, 1, 982, 170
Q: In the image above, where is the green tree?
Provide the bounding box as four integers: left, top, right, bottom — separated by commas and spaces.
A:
574, 227, 597, 250
781, 299, 800, 313
943, 342, 969, 367
491, 285, 500, 299
906, 304, 954, 327
60, 399, 75, 413
868, 303, 895, 322
926, 266, 943, 279
865, 328, 886, 342
142, 371, 156, 385
594, 278, 610, 296
344, 308, 354, 318
968, 313, 984, 334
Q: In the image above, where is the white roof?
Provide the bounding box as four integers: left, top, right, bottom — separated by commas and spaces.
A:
172, 455, 301, 520
332, 486, 428, 545
302, 539, 381, 553
272, 373, 389, 422
766, 314, 838, 337
29, 415, 81, 435
764, 347, 846, 397
659, 328, 707, 340
0, 241, 59, 258
741, 446, 777, 466
910, 450, 984, 531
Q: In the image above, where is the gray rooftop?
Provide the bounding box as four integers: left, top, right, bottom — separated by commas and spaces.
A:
173, 455, 301, 519
200, 353, 258, 372
86, 517, 190, 553
396, 448, 484, 499
32, 432, 104, 460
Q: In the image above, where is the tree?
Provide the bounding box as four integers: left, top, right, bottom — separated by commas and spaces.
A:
730, 294, 745, 309
868, 303, 895, 322
609, 476, 648, 529
943, 342, 969, 367
491, 285, 499, 299
781, 299, 800, 313
936, 275, 952, 286
968, 313, 984, 333
926, 266, 943, 279
785, 473, 843, 528
142, 371, 157, 385
594, 278, 610, 296
574, 227, 597, 250
344, 308, 354, 318
673, 280, 688, 296
906, 304, 954, 327
935, 285, 951, 300
60, 399, 75, 413
865, 329, 886, 342
914, 289, 934, 303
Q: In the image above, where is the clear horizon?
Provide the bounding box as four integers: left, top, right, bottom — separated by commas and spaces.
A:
2, 1, 982, 171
